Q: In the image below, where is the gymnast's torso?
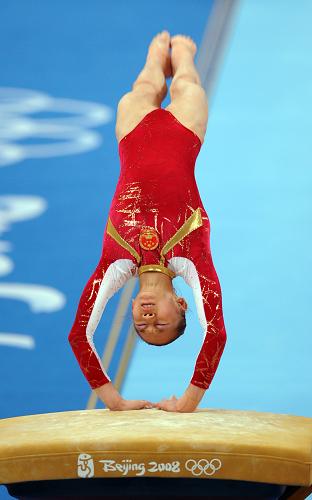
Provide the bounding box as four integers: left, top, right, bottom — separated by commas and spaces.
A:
103, 107, 211, 268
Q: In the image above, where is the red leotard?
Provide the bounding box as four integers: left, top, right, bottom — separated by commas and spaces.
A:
68, 108, 227, 391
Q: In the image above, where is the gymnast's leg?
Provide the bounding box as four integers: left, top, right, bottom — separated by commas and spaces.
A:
132, 30, 171, 99
115, 30, 171, 144
166, 34, 208, 144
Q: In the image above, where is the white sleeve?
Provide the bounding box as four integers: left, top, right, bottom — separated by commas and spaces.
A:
86, 259, 136, 341
168, 256, 207, 335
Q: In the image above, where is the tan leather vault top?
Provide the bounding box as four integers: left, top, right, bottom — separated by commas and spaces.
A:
0, 408, 311, 486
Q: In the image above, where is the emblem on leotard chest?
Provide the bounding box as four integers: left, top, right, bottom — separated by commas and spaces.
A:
139, 226, 159, 250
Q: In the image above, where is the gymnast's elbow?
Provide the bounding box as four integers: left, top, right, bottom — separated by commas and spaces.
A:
68, 329, 78, 347
220, 326, 227, 346
68, 329, 90, 350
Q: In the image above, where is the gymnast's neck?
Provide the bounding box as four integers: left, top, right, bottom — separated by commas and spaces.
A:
139, 270, 173, 293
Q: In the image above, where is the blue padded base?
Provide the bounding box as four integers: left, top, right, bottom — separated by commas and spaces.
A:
5, 477, 288, 499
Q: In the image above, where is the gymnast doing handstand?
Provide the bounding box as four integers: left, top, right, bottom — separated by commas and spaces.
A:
68, 31, 227, 413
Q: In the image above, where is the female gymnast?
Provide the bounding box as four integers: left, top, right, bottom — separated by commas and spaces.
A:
68, 31, 227, 413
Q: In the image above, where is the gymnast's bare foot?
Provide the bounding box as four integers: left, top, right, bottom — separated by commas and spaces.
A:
170, 34, 197, 75
147, 30, 172, 78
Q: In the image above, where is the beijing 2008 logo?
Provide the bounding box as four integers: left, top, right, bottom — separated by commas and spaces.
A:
185, 458, 222, 476
76, 453, 222, 478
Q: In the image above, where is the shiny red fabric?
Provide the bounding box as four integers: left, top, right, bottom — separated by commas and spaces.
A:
68, 108, 227, 390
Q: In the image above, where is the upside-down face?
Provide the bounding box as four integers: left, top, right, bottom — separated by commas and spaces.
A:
131, 290, 187, 346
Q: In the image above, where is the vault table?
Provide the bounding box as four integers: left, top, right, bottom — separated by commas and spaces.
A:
0, 408, 311, 499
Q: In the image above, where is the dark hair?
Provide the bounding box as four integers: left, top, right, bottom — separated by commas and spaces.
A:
133, 310, 186, 347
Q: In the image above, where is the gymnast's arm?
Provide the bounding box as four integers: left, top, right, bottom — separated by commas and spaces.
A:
172, 239, 227, 412
184, 246, 227, 407
68, 256, 152, 410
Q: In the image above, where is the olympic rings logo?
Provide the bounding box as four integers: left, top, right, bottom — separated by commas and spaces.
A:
0, 87, 112, 167
185, 458, 222, 476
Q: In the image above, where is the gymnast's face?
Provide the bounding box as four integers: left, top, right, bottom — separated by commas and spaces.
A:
131, 291, 187, 346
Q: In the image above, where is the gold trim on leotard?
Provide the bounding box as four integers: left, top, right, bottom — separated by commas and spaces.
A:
159, 207, 202, 265
106, 218, 141, 264
106, 207, 203, 276
138, 264, 176, 279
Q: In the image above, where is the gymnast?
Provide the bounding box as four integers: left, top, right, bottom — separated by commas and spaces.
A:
68, 31, 227, 413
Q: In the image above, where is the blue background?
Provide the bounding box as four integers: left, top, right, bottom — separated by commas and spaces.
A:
0, 0, 311, 497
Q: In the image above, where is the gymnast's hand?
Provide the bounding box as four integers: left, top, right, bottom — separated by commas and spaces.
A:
154, 395, 180, 412
154, 394, 198, 413
110, 398, 154, 411
155, 385, 206, 413
94, 382, 153, 411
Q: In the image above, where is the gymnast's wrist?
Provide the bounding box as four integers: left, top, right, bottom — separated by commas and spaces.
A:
176, 393, 198, 413
184, 384, 206, 404
175, 385, 205, 413
94, 382, 122, 410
